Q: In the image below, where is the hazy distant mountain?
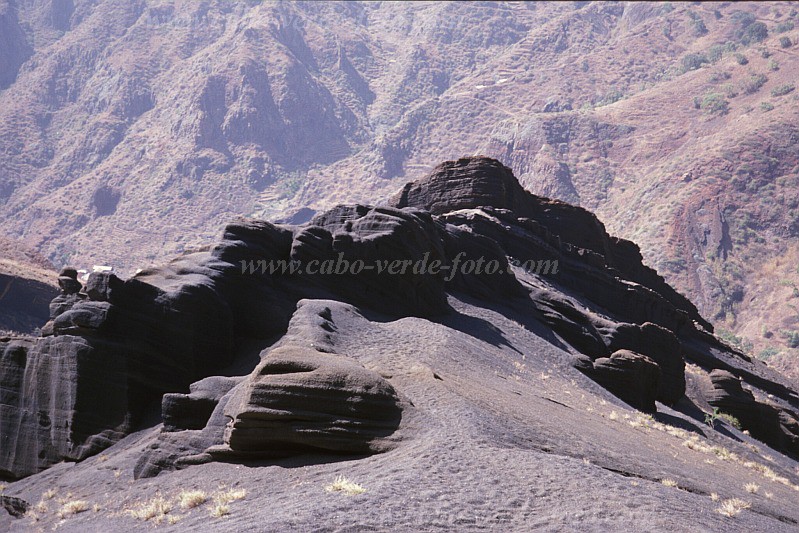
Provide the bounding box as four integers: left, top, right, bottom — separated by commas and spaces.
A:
1, 1, 799, 374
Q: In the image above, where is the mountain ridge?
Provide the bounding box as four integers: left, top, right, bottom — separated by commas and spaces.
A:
2, 157, 799, 530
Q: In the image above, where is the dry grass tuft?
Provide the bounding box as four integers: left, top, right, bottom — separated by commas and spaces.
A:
710, 492, 720, 502
178, 490, 207, 509
717, 498, 751, 517
661, 478, 678, 488
43, 488, 57, 500
326, 476, 366, 495
744, 482, 759, 494
125, 495, 172, 524
210, 503, 229, 518
214, 487, 247, 504
57, 500, 90, 519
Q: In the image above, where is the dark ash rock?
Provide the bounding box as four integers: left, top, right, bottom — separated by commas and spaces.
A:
703, 369, 799, 457
0, 495, 29, 519
578, 350, 661, 413
213, 346, 403, 458
4, 156, 799, 482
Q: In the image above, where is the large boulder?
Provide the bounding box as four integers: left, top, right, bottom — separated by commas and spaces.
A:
599, 322, 685, 405
214, 346, 403, 458
576, 350, 661, 413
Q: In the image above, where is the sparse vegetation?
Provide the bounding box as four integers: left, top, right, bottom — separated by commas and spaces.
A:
214, 487, 247, 504
210, 502, 229, 518
707, 45, 725, 63
687, 11, 708, 36
178, 490, 208, 509
784, 330, 799, 348
771, 83, 795, 97
760, 101, 774, 112
57, 500, 89, 519
741, 22, 768, 45
277, 171, 306, 199
704, 407, 741, 430
699, 92, 729, 115
661, 478, 678, 488
682, 53, 709, 73
744, 482, 759, 494
721, 83, 738, 98
740, 73, 768, 94
758, 347, 780, 360
326, 476, 366, 495
125, 494, 173, 524
717, 498, 751, 517
734, 53, 748, 65
775, 21, 794, 33
779, 36, 793, 48
767, 59, 779, 71
708, 70, 731, 82
594, 88, 625, 107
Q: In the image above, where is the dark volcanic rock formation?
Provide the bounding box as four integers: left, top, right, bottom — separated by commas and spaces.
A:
703, 370, 799, 456
575, 350, 661, 413
3, 156, 799, 481
215, 346, 402, 458
0, 495, 28, 519
391, 157, 713, 333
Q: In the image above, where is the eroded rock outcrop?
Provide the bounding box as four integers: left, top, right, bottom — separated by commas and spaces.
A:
213, 346, 402, 458
703, 370, 799, 457
575, 350, 661, 413
4, 156, 799, 480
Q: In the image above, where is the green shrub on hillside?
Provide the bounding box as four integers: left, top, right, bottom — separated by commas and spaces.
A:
780, 36, 793, 48
740, 73, 768, 94
771, 83, 795, 97
707, 45, 725, 63
758, 347, 779, 359
682, 53, 708, 72
700, 92, 729, 115
709, 70, 731, 82
687, 11, 708, 36
741, 21, 768, 44
722, 83, 738, 98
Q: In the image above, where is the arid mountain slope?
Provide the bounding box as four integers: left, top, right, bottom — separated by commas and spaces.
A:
2, 158, 799, 530
2, 1, 799, 373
